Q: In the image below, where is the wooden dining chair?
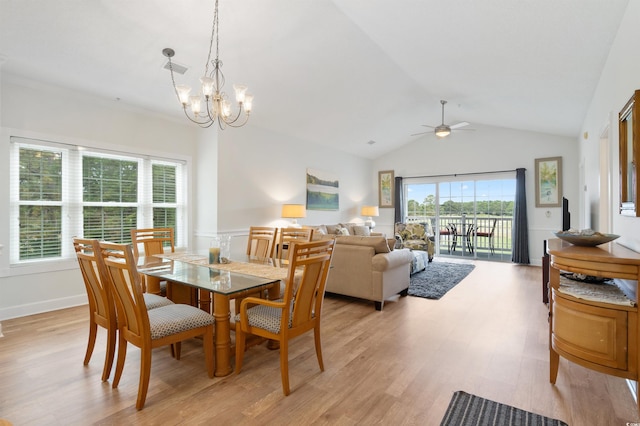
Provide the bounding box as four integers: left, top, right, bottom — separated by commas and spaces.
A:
275, 227, 314, 260
73, 238, 118, 382
131, 228, 175, 295
235, 239, 335, 395
99, 241, 214, 410
246, 226, 277, 258
233, 226, 279, 312
73, 237, 175, 383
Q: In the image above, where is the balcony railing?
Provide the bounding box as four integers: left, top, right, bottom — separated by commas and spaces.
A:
405, 215, 513, 261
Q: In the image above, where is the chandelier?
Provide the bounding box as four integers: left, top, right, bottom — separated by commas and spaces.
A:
162, 0, 252, 129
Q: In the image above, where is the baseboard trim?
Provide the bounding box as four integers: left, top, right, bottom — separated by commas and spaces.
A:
0, 295, 87, 321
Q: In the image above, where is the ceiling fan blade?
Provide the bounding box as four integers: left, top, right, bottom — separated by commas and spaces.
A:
411, 131, 431, 136
450, 121, 470, 129
420, 124, 436, 129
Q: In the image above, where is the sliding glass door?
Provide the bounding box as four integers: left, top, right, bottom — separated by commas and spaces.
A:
403, 173, 516, 261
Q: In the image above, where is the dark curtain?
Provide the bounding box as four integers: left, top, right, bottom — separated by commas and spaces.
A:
512, 168, 530, 264
394, 176, 404, 224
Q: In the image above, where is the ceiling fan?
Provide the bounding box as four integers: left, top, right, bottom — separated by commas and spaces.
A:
412, 100, 473, 138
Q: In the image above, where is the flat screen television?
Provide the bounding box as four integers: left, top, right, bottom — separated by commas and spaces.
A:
562, 197, 571, 231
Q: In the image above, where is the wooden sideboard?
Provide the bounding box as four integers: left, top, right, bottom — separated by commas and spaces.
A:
547, 238, 640, 413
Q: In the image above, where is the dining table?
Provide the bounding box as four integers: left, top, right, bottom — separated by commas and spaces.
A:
138, 253, 290, 377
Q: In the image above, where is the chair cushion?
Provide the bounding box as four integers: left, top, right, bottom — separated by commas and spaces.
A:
234, 300, 294, 334
148, 304, 214, 340
143, 293, 174, 310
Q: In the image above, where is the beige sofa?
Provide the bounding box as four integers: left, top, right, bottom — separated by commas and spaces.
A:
324, 235, 413, 311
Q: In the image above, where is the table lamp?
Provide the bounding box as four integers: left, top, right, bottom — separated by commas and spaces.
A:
361, 205, 379, 229
281, 204, 306, 228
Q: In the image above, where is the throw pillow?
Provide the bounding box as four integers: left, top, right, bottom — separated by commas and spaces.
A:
325, 224, 340, 235
337, 227, 350, 236
353, 225, 371, 236
339, 222, 358, 235
387, 238, 396, 251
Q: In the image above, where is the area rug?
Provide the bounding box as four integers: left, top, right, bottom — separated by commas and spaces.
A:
440, 391, 568, 426
408, 261, 475, 300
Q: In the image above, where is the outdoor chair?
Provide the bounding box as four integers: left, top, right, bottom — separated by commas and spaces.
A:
476, 218, 498, 254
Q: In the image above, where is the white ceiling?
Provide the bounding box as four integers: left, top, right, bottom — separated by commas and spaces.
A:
0, 0, 630, 159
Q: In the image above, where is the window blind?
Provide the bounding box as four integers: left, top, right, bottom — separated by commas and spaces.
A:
9, 136, 186, 265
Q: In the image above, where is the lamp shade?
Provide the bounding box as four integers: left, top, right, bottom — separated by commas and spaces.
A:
281, 204, 306, 219
361, 206, 379, 217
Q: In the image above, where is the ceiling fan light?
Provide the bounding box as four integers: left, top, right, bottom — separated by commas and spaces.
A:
435, 125, 451, 138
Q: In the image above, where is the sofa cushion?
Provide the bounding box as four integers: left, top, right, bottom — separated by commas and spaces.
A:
353, 225, 371, 236
335, 235, 390, 254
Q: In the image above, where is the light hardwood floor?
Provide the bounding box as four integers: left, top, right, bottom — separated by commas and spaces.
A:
1, 260, 639, 425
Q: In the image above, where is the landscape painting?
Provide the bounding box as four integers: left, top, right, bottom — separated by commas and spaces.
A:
306, 169, 339, 210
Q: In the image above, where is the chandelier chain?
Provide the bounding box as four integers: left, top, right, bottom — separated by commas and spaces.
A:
204, 0, 219, 77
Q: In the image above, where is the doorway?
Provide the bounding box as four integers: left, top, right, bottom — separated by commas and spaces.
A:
403, 174, 516, 261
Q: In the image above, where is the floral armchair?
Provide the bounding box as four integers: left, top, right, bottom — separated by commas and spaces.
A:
394, 222, 435, 262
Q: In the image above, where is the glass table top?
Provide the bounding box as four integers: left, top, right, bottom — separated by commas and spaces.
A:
138, 256, 279, 295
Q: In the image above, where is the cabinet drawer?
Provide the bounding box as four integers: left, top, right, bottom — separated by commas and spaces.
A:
552, 292, 628, 369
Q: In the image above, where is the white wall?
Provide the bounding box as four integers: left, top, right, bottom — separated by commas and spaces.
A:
216, 124, 373, 257
580, 1, 640, 253
0, 75, 199, 319
373, 124, 579, 265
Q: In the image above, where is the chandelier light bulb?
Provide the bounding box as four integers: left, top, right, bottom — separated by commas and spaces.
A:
176, 85, 192, 105
233, 84, 247, 103
221, 100, 231, 118
201, 77, 215, 97
189, 96, 202, 115
244, 94, 253, 112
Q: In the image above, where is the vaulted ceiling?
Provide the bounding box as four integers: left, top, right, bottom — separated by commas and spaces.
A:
0, 0, 630, 159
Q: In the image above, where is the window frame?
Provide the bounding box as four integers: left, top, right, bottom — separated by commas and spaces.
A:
8, 135, 189, 275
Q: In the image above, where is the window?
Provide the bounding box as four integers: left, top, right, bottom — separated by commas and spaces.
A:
18, 147, 63, 260
10, 137, 186, 265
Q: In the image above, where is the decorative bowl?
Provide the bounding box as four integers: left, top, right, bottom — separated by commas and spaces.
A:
554, 231, 620, 247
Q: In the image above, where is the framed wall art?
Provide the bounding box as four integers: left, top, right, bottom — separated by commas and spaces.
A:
535, 157, 562, 207
306, 168, 339, 210
378, 170, 394, 208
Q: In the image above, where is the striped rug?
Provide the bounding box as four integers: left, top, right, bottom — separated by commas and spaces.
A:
441, 391, 568, 426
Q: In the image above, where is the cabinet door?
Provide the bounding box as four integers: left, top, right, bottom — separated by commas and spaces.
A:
552, 292, 628, 369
